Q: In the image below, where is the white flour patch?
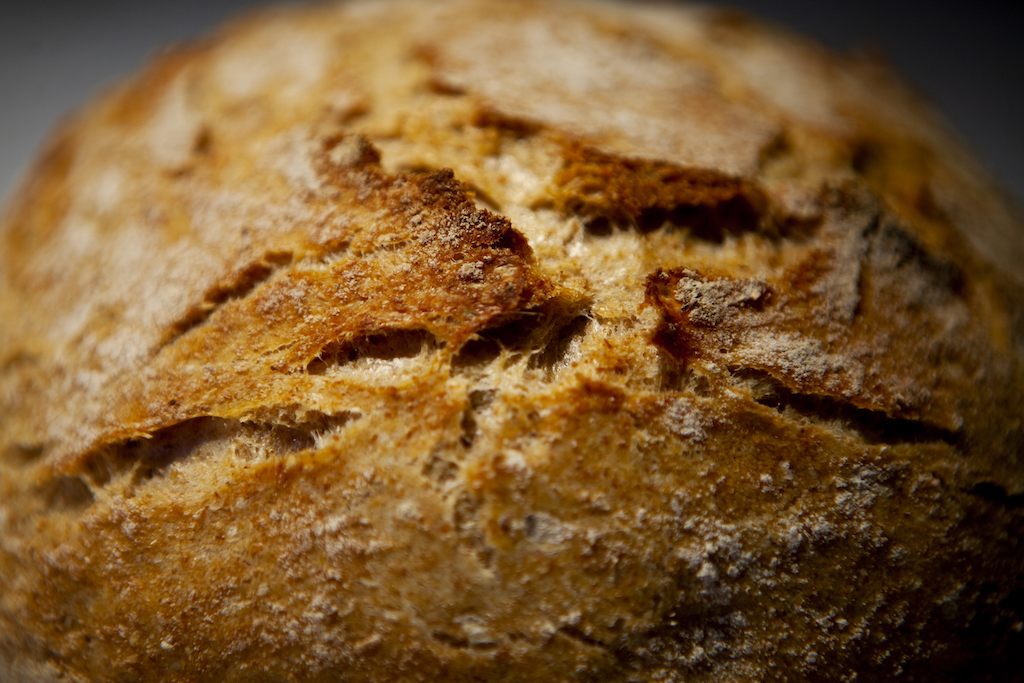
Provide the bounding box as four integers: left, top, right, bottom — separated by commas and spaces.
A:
146, 74, 203, 169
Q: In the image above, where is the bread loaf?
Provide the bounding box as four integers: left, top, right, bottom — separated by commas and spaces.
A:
2, 1, 1023, 680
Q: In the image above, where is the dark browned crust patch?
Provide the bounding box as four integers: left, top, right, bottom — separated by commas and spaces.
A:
646, 267, 769, 368
554, 144, 767, 234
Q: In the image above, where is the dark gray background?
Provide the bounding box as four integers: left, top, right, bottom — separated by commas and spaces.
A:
2, 1, 1022, 205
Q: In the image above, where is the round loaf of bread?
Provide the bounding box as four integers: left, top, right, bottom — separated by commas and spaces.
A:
2, 1, 1023, 681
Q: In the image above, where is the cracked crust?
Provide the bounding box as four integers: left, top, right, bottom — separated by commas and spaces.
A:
1, 1, 1023, 681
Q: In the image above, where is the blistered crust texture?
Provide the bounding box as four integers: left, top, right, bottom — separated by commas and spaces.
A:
1, 1, 1023, 681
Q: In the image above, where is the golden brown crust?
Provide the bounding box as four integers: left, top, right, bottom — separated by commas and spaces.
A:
1, 1, 1023, 681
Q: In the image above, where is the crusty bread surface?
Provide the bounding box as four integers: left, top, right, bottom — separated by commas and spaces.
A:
1, 1, 1023, 681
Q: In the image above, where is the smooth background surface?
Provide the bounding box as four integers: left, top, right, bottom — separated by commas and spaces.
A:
2, 0, 1022, 205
